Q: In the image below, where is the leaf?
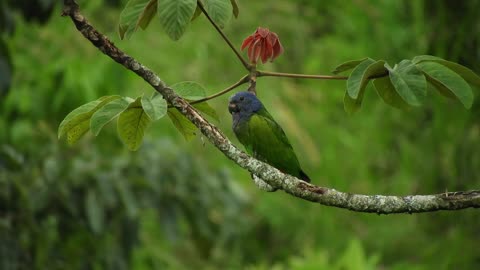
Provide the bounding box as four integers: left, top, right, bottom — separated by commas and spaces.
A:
138, 0, 157, 29
171, 81, 207, 100
388, 60, 427, 106
230, 0, 239, 18
157, 0, 197, 40
347, 59, 386, 99
168, 108, 197, 140
117, 97, 152, 151
332, 58, 368, 74
118, 0, 157, 40
203, 0, 233, 28
373, 77, 410, 110
141, 95, 168, 121
343, 59, 388, 114
85, 190, 104, 234
191, 4, 202, 21
413, 55, 480, 88
90, 98, 130, 136
343, 92, 361, 115
58, 96, 121, 144
416, 61, 473, 109
193, 102, 219, 121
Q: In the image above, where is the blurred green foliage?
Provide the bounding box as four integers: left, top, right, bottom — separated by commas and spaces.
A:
1, 0, 480, 269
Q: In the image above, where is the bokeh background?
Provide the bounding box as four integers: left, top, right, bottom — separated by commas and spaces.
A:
1, 0, 480, 269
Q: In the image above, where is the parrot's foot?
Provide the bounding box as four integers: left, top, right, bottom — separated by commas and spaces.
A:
252, 174, 277, 192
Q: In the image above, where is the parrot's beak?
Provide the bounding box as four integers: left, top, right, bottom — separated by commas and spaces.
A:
228, 102, 238, 114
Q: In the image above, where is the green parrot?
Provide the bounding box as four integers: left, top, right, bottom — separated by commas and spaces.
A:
228, 91, 310, 182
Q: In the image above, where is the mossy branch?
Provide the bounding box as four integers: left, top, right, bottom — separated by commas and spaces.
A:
61, 0, 480, 214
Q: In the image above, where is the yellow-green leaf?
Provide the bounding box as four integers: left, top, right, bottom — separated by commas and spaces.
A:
58, 95, 121, 143
90, 98, 131, 136
141, 95, 167, 121
117, 97, 151, 151
167, 108, 197, 140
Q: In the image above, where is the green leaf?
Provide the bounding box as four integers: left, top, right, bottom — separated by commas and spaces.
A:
90, 98, 131, 136
230, 0, 239, 18
58, 96, 121, 144
158, 0, 197, 40
343, 93, 360, 115
191, 4, 202, 21
413, 55, 480, 88
416, 61, 473, 109
117, 97, 151, 151
171, 81, 207, 100
373, 77, 410, 110
85, 190, 104, 234
118, 0, 157, 40
332, 58, 368, 74
344, 59, 387, 114
168, 108, 197, 140
347, 59, 386, 99
141, 95, 168, 121
204, 0, 233, 28
388, 60, 427, 106
193, 102, 219, 121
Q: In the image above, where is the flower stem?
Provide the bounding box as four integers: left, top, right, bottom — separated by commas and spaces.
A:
198, 1, 251, 70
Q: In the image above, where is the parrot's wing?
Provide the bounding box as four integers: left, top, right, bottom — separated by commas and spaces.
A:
256, 108, 295, 150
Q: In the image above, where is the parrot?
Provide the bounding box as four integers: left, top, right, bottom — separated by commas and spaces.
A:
228, 91, 310, 182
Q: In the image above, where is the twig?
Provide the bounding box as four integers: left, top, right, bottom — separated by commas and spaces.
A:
257, 70, 349, 80
197, 0, 251, 70
189, 74, 249, 105
61, 0, 480, 214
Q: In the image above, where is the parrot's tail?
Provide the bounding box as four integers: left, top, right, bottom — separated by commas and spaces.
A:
299, 170, 310, 183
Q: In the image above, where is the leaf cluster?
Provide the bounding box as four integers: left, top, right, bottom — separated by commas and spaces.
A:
58, 82, 218, 150
334, 55, 480, 113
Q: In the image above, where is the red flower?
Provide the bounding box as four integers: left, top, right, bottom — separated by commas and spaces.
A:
241, 27, 284, 64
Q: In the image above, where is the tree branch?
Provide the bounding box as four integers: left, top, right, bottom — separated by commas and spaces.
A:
197, 0, 251, 70
61, 0, 480, 214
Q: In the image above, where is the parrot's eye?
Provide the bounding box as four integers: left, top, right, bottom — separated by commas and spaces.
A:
239, 96, 245, 101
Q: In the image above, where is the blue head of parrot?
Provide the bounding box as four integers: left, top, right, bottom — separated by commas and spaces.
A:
229, 91, 263, 114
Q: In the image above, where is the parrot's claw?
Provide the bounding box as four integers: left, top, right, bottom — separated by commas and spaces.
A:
252, 174, 277, 192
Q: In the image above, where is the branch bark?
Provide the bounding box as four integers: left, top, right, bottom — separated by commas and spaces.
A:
61, 0, 480, 214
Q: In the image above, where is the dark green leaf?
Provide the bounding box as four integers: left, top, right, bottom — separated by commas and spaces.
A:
416, 61, 473, 109
204, 0, 233, 28
373, 77, 410, 110
344, 59, 387, 113
194, 102, 219, 121
171, 81, 207, 100
413, 55, 480, 88
58, 96, 121, 144
157, 0, 197, 40
118, 0, 157, 40
388, 60, 426, 106
343, 92, 361, 115
191, 4, 202, 21
141, 95, 168, 121
347, 59, 386, 99
168, 108, 197, 140
91, 98, 130, 136
117, 97, 151, 151
332, 58, 368, 74
230, 0, 239, 18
